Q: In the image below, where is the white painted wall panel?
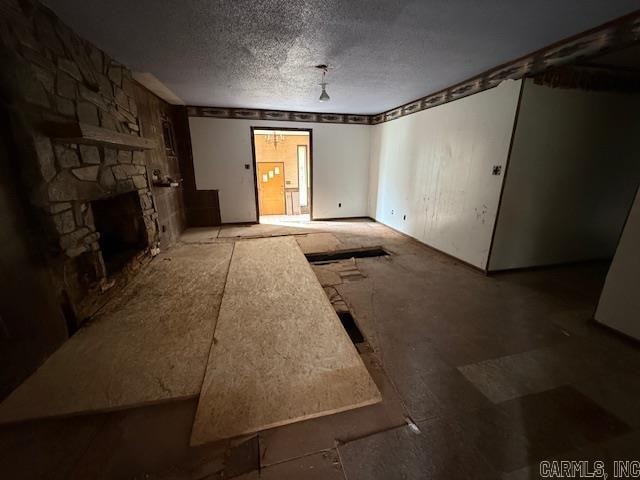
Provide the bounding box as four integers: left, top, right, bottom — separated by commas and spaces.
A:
189, 118, 370, 223
489, 79, 640, 271
189, 117, 255, 223
368, 80, 522, 269
595, 189, 640, 340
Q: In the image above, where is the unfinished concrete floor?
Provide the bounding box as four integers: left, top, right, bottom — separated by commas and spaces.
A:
1, 219, 639, 479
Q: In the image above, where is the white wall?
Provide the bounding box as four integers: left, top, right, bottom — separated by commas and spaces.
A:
189, 117, 370, 223
595, 188, 640, 340
368, 80, 522, 269
488, 80, 640, 271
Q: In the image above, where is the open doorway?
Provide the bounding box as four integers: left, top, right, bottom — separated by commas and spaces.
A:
251, 128, 312, 223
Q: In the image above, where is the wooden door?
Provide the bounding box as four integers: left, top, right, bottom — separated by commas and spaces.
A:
257, 162, 285, 215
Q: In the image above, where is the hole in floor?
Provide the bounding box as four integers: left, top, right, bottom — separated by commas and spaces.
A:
337, 311, 365, 344
305, 246, 389, 264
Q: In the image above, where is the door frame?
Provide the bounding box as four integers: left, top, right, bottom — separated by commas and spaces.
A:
250, 126, 313, 222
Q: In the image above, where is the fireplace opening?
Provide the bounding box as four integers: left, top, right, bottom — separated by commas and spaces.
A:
91, 191, 148, 276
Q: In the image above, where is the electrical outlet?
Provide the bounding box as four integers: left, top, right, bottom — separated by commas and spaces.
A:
492, 165, 502, 175
391, 209, 394, 215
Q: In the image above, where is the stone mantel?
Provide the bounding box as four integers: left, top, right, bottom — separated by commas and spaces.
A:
43, 121, 157, 150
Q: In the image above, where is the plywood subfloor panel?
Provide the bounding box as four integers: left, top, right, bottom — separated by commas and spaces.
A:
295, 233, 342, 254
0, 243, 233, 424
218, 223, 325, 238
190, 236, 381, 445
180, 227, 220, 244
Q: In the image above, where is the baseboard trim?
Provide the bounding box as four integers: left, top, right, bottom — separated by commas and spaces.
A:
590, 317, 640, 345
486, 257, 612, 275
370, 218, 487, 275
221, 221, 259, 226
313, 216, 374, 222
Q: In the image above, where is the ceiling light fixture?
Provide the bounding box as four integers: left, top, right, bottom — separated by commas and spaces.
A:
316, 64, 330, 102
265, 131, 285, 149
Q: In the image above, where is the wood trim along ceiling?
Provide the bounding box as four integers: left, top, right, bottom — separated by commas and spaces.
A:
187, 10, 640, 125
187, 106, 371, 125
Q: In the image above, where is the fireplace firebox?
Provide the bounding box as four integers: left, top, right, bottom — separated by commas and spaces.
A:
91, 191, 148, 276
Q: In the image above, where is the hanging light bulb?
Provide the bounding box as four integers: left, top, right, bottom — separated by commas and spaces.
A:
319, 82, 330, 102
317, 65, 330, 102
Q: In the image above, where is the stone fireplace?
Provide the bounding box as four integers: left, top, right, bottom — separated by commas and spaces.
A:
0, 0, 192, 396
0, 0, 170, 328
43, 143, 160, 323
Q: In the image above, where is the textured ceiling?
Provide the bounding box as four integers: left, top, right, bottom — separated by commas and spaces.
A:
44, 1, 639, 114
